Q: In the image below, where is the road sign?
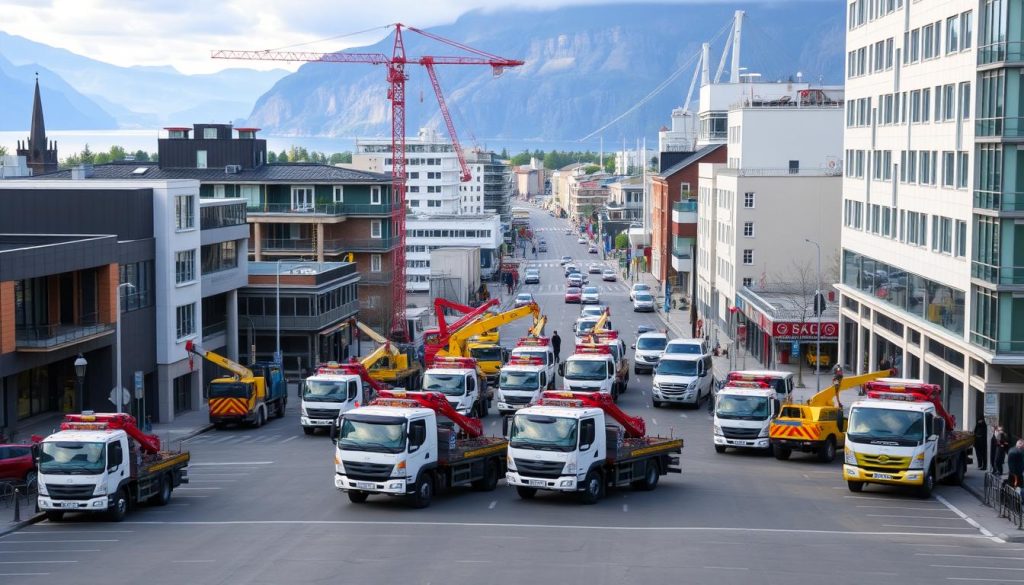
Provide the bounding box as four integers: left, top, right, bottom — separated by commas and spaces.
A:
984, 392, 1000, 417
273, 351, 282, 364
108, 386, 130, 407
791, 341, 800, 356
134, 371, 144, 400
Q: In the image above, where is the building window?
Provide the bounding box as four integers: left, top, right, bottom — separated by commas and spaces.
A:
197, 150, 207, 169
371, 220, 382, 239
742, 277, 753, 287
371, 254, 382, 272
959, 82, 971, 119
333, 186, 344, 203
371, 186, 382, 205
291, 186, 314, 211
201, 241, 238, 274
942, 151, 955, 187
175, 195, 195, 230
176, 303, 196, 340
213, 184, 225, 198
743, 192, 755, 208
743, 221, 754, 237
175, 250, 196, 284
120, 261, 154, 312
203, 127, 217, 139
957, 152, 969, 189
680, 182, 691, 197
742, 249, 753, 265
955, 220, 967, 258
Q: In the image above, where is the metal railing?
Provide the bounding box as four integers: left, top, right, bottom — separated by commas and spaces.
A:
202, 321, 227, 338
977, 117, 1024, 138
969, 331, 1024, 354
247, 202, 399, 216
359, 270, 394, 285
974, 189, 1024, 212
261, 238, 314, 252
983, 472, 1024, 530
328, 237, 399, 252
0, 477, 37, 513
672, 200, 698, 213
15, 320, 114, 349
244, 300, 360, 331
735, 167, 843, 177
978, 42, 1024, 66
971, 261, 1024, 285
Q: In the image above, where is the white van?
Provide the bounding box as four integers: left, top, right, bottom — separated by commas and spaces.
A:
651, 354, 713, 408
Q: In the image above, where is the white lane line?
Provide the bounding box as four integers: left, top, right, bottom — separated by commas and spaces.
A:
175, 487, 223, 490
0, 561, 77, 565
190, 461, 274, 466
935, 494, 1000, 542
933, 565, 1024, 572
918, 554, 1024, 561
844, 495, 922, 501
948, 579, 1024, 583
184, 474, 248, 477
703, 566, 749, 571
281, 436, 298, 444
680, 413, 688, 418
905, 544, 965, 548
488, 501, 497, 510
0, 574, 50, 577
866, 514, 962, 519
171, 495, 210, 498
0, 540, 118, 544
882, 525, 974, 530
651, 418, 658, 425
455, 560, 489, 564
856, 505, 947, 510
17, 530, 132, 534
121, 520, 998, 539
185, 479, 237, 483
173, 560, 215, 563
622, 505, 628, 512
0, 550, 99, 554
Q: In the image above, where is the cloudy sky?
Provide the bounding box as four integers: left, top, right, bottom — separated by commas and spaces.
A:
1, 0, 771, 74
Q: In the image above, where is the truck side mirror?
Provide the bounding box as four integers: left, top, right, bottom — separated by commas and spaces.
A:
772, 398, 781, 416
580, 424, 595, 449
502, 415, 513, 439
607, 363, 615, 377
329, 420, 340, 442
558, 363, 565, 377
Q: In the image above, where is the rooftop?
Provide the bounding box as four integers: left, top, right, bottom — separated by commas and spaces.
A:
248, 261, 349, 276
737, 284, 839, 321
36, 161, 391, 183
0, 233, 110, 253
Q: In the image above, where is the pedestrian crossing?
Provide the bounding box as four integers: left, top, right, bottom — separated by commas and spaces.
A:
185, 430, 304, 446
520, 282, 632, 295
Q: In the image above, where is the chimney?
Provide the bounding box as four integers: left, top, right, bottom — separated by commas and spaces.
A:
71, 164, 95, 180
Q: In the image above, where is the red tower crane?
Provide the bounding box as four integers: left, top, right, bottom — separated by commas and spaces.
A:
212, 24, 524, 340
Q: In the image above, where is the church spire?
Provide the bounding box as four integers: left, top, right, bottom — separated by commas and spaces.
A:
29, 73, 47, 155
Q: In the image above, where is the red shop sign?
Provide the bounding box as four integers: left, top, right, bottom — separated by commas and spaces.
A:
771, 321, 839, 338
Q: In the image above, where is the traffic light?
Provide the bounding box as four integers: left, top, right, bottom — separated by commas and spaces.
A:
813, 291, 827, 316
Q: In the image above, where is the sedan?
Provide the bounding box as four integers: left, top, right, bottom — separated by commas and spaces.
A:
588, 245, 599, 254
566, 274, 584, 288
564, 264, 579, 277
0, 444, 35, 484
564, 286, 582, 303
524, 270, 540, 284
602, 269, 617, 282
577, 237, 588, 244
633, 292, 656, 312
581, 286, 601, 304
514, 293, 535, 308
565, 228, 573, 235
629, 282, 652, 301
560, 255, 573, 265
588, 263, 604, 274
580, 305, 608, 319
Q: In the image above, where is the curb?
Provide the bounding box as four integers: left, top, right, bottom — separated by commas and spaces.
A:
959, 480, 1024, 542
0, 511, 45, 538
962, 480, 984, 503
174, 424, 216, 443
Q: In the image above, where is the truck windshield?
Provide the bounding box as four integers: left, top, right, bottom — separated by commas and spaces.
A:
564, 360, 607, 380
716, 395, 770, 420
470, 346, 503, 362
39, 441, 106, 475
303, 380, 348, 402
423, 373, 466, 396
657, 359, 698, 376
511, 415, 578, 452
847, 408, 924, 446
209, 382, 251, 399
514, 350, 547, 363
337, 415, 406, 453
500, 370, 539, 390
665, 342, 701, 354
637, 337, 667, 351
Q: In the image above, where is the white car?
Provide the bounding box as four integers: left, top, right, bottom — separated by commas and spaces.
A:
577, 236, 588, 244
632, 292, 655, 312
663, 338, 711, 358
559, 255, 573, 265
632, 331, 668, 374
580, 305, 608, 319
580, 286, 600, 304
602, 269, 617, 282
652, 355, 714, 408
629, 283, 652, 301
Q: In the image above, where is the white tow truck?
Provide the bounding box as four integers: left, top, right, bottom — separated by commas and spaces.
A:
300, 361, 385, 435
422, 356, 491, 418
713, 381, 781, 454
497, 355, 550, 415
560, 345, 620, 401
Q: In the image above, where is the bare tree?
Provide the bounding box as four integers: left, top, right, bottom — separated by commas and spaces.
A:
770, 259, 818, 389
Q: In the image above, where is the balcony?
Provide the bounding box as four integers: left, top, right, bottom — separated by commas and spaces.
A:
976, 117, 1024, 139
247, 202, 399, 217
245, 300, 360, 331
733, 167, 843, 177
359, 270, 393, 285
16, 319, 114, 351
970, 331, 1024, 355
672, 200, 698, 224
975, 189, 1024, 213
972, 261, 1024, 286
202, 320, 227, 339
978, 42, 1024, 67
261, 238, 315, 253
671, 248, 693, 273
325, 237, 400, 252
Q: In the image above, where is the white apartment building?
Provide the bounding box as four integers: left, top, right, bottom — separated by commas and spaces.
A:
659, 108, 696, 154
405, 213, 502, 293
352, 128, 462, 214
462, 149, 514, 222
839, 1, 1024, 434
695, 85, 845, 348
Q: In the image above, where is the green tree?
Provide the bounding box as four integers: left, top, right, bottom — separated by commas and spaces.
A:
614, 233, 629, 249
278, 150, 289, 163
603, 158, 615, 173
133, 150, 150, 162
499, 147, 509, 160
0, 145, 7, 156
80, 144, 95, 164
150, 152, 159, 164
267, 151, 278, 163
583, 164, 600, 174
108, 145, 127, 161
328, 152, 352, 164
509, 150, 531, 166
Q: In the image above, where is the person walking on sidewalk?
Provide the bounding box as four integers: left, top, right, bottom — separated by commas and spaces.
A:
974, 416, 988, 471
1008, 439, 1024, 488
551, 331, 562, 364
992, 425, 1010, 476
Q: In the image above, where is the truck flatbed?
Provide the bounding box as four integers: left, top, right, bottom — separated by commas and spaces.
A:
611, 436, 683, 466
439, 434, 507, 464
142, 451, 190, 476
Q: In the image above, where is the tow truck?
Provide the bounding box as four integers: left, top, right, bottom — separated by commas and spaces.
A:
579, 329, 629, 394
300, 360, 390, 435
422, 356, 491, 418
37, 412, 189, 521
769, 368, 894, 462
332, 389, 507, 508
561, 344, 621, 401
424, 298, 499, 365
185, 340, 287, 428
843, 379, 974, 497
496, 355, 551, 415
353, 319, 422, 389
505, 391, 682, 504
713, 380, 781, 453
509, 336, 557, 390
436, 302, 542, 383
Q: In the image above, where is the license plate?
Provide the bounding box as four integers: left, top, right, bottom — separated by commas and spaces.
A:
59, 502, 79, 509
355, 482, 375, 489
873, 473, 893, 480
528, 479, 546, 487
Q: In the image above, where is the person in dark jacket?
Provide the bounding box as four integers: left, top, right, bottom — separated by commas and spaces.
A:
974, 417, 988, 471
992, 426, 1010, 476
551, 331, 562, 364
1008, 439, 1024, 488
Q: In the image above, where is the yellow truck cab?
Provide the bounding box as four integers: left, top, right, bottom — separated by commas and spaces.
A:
467, 341, 508, 385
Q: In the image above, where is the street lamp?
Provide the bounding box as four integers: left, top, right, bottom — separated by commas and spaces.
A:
116, 282, 135, 414
805, 238, 822, 392
74, 354, 87, 412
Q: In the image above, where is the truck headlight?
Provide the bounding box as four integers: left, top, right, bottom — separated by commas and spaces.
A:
37, 482, 47, 496
300, 406, 308, 417
652, 382, 661, 390
335, 456, 345, 474
844, 450, 857, 465
391, 460, 407, 478
93, 484, 107, 496
908, 453, 926, 469
713, 424, 722, 436
506, 455, 516, 471
687, 380, 698, 389
457, 408, 471, 415
564, 462, 576, 474
758, 426, 769, 438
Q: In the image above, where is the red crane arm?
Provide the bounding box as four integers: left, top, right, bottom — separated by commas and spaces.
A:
434, 298, 499, 338
864, 381, 956, 429
61, 413, 162, 454
211, 50, 391, 64
376, 389, 483, 437
538, 391, 647, 438
407, 25, 525, 70
423, 61, 471, 182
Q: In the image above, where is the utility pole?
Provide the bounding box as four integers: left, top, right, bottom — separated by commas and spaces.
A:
806, 238, 822, 392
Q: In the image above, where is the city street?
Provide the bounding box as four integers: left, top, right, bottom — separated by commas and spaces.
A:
1, 206, 1018, 585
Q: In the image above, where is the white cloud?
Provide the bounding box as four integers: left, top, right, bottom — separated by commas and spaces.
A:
0, 0, 804, 74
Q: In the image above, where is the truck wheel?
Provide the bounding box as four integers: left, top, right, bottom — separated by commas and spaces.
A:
579, 471, 603, 504
947, 455, 967, 486
410, 472, 434, 509
275, 399, 286, 418
773, 444, 792, 460
472, 460, 499, 492
652, 399, 663, 408
44, 511, 64, 522
817, 437, 837, 463
516, 486, 537, 500
108, 489, 129, 522
303, 427, 315, 436
714, 445, 728, 454
633, 461, 660, 491
347, 490, 369, 503
634, 366, 641, 375
152, 476, 172, 506
847, 480, 864, 493
917, 468, 935, 499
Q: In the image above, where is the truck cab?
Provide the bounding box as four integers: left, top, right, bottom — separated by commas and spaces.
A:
652, 354, 713, 408
510, 338, 557, 388
574, 316, 613, 345
497, 356, 550, 415
506, 404, 605, 495
560, 347, 619, 400
422, 358, 490, 417
466, 341, 507, 386
713, 384, 781, 453
299, 369, 366, 435
725, 370, 795, 397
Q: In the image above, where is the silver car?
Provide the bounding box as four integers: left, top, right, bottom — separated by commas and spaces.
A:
632, 292, 655, 312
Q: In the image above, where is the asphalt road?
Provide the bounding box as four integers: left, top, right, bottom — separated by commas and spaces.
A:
3, 205, 1020, 585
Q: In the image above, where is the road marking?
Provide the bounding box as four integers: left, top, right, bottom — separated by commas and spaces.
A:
281, 436, 298, 444
866, 514, 962, 519
651, 418, 657, 425
0, 574, 49, 577
18, 530, 132, 534
0, 540, 119, 544
933, 565, 1024, 572
918, 554, 1024, 560
856, 505, 947, 510
172, 560, 215, 563
171, 495, 210, 498
622, 505, 628, 512
189, 461, 274, 466
844, 495, 922, 501
186, 479, 237, 483
703, 566, 748, 571
0, 550, 99, 554
175, 487, 223, 490
0, 561, 77, 564
184, 473, 248, 477
882, 525, 974, 530
948, 579, 1024, 583
935, 494, 1000, 541
456, 560, 490, 564
488, 501, 497, 510
122, 520, 999, 539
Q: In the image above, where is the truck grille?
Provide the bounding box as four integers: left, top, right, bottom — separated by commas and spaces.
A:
44, 484, 96, 500
514, 458, 564, 479
856, 454, 909, 471
305, 408, 340, 420
501, 395, 533, 405
657, 383, 691, 396
342, 461, 393, 482
721, 426, 761, 439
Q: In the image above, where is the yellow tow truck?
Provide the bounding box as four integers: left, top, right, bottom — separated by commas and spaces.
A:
439, 303, 543, 385
353, 320, 423, 389
769, 368, 895, 463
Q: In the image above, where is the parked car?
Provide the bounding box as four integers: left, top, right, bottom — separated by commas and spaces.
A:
566, 273, 584, 288
0, 444, 35, 484
538, 242, 547, 253
565, 228, 573, 235
629, 282, 652, 301
560, 255, 573, 265
663, 337, 711, 358
602, 269, 617, 282
588, 245, 599, 254
577, 236, 588, 244
581, 286, 601, 304
524, 269, 540, 284
632, 292, 655, 312
564, 286, 582, 304
514, 293, 535, 308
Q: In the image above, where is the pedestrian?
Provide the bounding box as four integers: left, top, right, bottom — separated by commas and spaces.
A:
974, 416, 988, 471
992, 425, 1010, 476
551, 331, 561, 364
1008, 439, 1024, 488
878, 355, 892, 371
506, 281, 513, 295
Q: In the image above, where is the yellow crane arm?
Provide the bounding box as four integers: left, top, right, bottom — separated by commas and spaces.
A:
593, 309, 611, 333
447, 303, 540, 356
354, 320, 389, 346
185, 340, 254, 379
807, 368, 896, 408
360, 343, 395, 370
529, 315, 547, 337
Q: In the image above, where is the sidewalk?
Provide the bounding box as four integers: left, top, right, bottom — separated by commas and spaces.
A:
12, 403, 215, 448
